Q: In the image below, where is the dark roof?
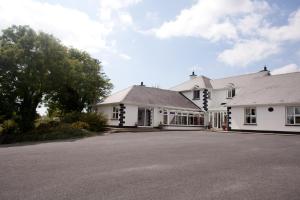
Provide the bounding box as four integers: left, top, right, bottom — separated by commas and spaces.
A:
100, 85, 201, 110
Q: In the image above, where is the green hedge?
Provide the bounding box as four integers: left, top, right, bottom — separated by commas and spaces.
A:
1, 124, 97, 144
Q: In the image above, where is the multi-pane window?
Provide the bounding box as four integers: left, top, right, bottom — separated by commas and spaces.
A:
286, 106, 300, 125
244, 107, 256, 124
193, 90, 200, 100
112, 107, 119, 119
163, 110, 168, 125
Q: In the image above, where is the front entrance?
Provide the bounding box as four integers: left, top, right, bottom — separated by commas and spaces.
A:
209, 111, 227, 129
137, 107, 153, 126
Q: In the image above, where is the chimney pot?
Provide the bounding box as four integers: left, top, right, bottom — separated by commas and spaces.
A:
190, 71, 197, 79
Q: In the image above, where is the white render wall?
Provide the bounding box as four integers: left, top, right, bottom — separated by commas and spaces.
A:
231, 105, 300, 132
181, 90, 203, 109
97, 104, 119, 126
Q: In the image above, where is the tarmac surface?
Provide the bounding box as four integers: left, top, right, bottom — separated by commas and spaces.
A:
1, 131, 300, 200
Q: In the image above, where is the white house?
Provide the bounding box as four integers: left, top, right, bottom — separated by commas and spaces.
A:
95, 83, 205, 130
96, 67, 300, 133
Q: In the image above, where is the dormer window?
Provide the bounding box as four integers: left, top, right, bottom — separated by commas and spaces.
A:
193, 90, 200, 100
227, 84, 235, 99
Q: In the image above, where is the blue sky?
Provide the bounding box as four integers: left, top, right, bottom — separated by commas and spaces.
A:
1, 0, 300, 93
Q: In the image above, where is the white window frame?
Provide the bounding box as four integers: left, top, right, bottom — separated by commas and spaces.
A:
286, 106, 300, 125
112, 106, 119, 120
244, 107, 257, 125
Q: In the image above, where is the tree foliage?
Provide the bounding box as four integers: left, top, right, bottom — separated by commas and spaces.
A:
0, 25, 112, 132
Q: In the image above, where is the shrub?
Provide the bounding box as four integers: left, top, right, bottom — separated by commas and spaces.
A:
1, 124, 96, 144
79, 112, 107, 132
71, 121, 90, 129
36, 120, 60, 130
62, 112, 82, 123
0, 119, 19, 135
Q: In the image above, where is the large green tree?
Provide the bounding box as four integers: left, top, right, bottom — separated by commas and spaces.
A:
46, 48, 112, 114
0, 25, 112, 132
0, 25, 66, 131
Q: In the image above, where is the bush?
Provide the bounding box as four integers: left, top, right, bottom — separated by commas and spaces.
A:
1, 124, 96, 144
36, 120, 60, 130
71, 121, 90, 129
62, 112, 107, 132
61, 112, 82, 123
0, 119, 19, 135
80, 112, 107, 132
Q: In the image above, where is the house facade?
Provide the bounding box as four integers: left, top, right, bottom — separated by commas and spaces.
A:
95, 67, 300, 133
95, 84, 205, 130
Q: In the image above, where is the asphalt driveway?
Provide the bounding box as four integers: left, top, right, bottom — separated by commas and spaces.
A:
1, 131, 300, 200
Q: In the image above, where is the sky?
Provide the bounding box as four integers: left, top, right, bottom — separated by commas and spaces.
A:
1, 0, 300, 94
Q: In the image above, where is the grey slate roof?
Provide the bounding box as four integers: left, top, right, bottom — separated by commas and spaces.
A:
227, 72, 300, 106
171, 71, 270, 91
99, 85, 200, 110
170, 75, 212, 91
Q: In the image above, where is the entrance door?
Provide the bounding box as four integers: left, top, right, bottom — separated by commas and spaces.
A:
137, 108, 152, 126
211, 111, 227, 129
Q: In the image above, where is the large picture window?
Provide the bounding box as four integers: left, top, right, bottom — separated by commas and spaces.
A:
112, 107, 119, 119
244, 107, 256, 125
286, 106, 300, 125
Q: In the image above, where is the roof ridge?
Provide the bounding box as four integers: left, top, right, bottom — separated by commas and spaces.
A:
212, 71, 267, 81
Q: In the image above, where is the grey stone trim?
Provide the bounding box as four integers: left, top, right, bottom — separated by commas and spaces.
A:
119, 104, 126, 127
203, 89, 208, 111
227, 107, 232, 131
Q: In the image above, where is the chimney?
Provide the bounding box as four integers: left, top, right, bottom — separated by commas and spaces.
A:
140, 82, 145, 86
263, 65, 267, 71
190, 71, 197, 80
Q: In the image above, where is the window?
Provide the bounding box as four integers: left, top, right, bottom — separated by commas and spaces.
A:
112, 107, 119, 119
193, 90, 200, 100
169, 112, 176, 125
244, 107, 256, 124
182, 113, 188, 125
163, 110, 168, 125
286, 106, 300, 125
176, 112, 182, 125
227, 88, 235, 98
188, 114, 194, 125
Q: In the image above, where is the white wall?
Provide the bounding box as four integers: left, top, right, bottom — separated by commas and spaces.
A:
97, 104, 138, 127
124, 104, 138, 126
181, 90, 203, 109
231, 106, 300, 132
97, 104, 119, 126
209, 89, 227, 111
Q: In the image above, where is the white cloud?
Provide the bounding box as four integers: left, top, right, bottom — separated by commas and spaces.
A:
218, 40, 280, 67
152, 0, 269, 41
219, 9, 300, 66
0, 0, 111, 54
151, 0, 300, 67
119, 53, 132, 60
271, 64, 300, 75
260, 9, 300, 42
98, 0, 141, 28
